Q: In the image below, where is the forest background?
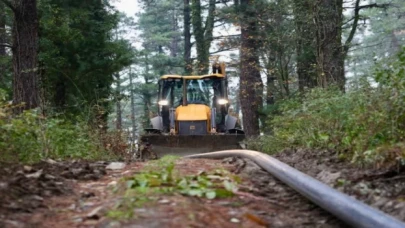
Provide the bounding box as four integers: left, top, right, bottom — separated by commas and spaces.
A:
0, 0, 404, 167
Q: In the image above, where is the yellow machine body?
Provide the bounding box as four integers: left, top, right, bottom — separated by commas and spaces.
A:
141, 62, 244, 157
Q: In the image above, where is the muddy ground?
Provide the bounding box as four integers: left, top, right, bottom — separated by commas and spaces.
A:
275, 149, 405, 221
0, 149, 404, 227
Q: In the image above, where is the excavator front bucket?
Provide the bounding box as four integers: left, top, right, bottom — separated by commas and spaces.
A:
138, 134, 245, 158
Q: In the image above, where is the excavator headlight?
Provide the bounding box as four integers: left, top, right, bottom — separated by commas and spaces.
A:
217, 99, 228, 105
158, 100, 169, 106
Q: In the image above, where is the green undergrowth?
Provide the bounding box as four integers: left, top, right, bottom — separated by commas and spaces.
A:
251, 49, 405, 167
108, 156, 239, 219
0, 92, 116, 163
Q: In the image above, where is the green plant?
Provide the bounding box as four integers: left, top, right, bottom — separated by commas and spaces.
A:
108, 158, 239, 219
255, 48, 405, 167
0, 91, 115, 163
124, 162, 238, 199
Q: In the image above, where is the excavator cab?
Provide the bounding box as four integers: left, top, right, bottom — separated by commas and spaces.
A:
157, 75, 228, 135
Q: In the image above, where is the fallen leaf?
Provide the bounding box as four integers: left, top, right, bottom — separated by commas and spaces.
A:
245, 213, 268, 226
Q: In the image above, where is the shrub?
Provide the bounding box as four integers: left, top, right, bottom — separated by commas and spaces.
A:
254, 48, 405, 167
0, 91, 116, 163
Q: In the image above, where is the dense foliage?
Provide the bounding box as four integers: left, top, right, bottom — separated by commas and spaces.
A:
0, 90, 115, 163
39, 0, 133, 120
0, 0, 133, 163
252, 49, 405, 167
1, 0, 405, 167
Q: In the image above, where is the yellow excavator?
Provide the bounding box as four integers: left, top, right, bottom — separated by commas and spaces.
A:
140, 62, 244, 158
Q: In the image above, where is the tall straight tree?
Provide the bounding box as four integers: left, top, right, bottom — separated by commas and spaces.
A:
0, 1, 6, 84
114, 73, 122, 130
128, 70, 137, 140
1, 0, 40, 112
293, 0, 317, 92
191, 0, 215, 74
183, 0, 192, 74
39, 0, 133, 120
239, 0, 263, 136
314, 0, 344, 90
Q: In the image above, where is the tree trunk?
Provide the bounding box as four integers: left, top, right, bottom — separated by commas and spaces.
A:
142, 55, 152, 129
266, 75, 275, 105
129, 71, 137, 141
0, 1, 6, 84
115, 73, 122, 130
54, 77, 66, 109
142, 93, 151, 129
191, 0, 216, 75
170, 9, 178, 58
9, 0, 40, 112
191, 0, 206, 74
314, 0, 344, 90
293, 0, 317, 92
239, 0, 263, 137
183, 0, 192, 74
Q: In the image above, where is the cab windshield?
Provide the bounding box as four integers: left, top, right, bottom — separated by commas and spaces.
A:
159, 76, 224, 107
185, 78, 222, 106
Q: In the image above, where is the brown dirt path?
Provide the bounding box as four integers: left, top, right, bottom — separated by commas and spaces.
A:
0, 157, 345, 228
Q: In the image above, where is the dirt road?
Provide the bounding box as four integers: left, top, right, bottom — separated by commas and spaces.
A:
1, 149, 405, 227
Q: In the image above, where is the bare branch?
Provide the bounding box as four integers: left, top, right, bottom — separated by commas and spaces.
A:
209, 47, 236, 54
0, 43, 12, 48
211, 34, 240, 40
358, 3, 391, 10
344, 1, 391, 55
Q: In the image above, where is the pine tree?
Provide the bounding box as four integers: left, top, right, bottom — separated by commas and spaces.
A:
1, 0, 40, 113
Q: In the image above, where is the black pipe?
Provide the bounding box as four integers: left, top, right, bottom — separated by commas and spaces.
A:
184, 150, 405, 228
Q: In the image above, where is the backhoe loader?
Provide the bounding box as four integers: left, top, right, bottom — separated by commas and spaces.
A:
139, 62, 244, 158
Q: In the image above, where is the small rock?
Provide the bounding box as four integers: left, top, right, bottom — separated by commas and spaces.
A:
222, 157, 237, 164
394, 202, 405, 209
228, 210, 238, 216
46, 158, 58, 164
86, 206, 104, 219
4, 220, 24, 227
84, 220, 99, 226
316, 170, 341, 185
71, 168, 84, 176
107, 181, 118, 186
230, 218, 240, 223
0, 182, 8, 190
25, 169, 43, 178
23, 165, 33, 172
31, 195, 44, 201
106, 162, 126, 170
68, 204, 76, 211
83, 202, 96, 207
122, 170, 132, 175
158, 199, 170, 204
386, 201, 394, 208
72, 216, 83, 223
134, 208, 147, 213
99, 221, 121, 228
44, 174, 56, 180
